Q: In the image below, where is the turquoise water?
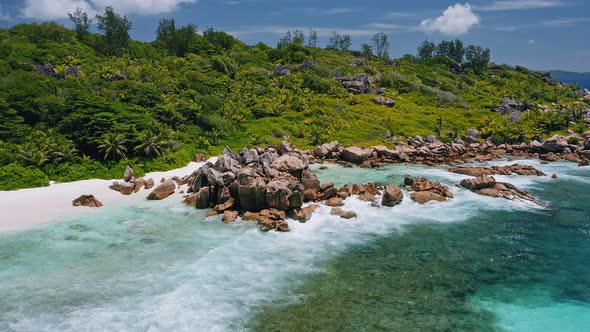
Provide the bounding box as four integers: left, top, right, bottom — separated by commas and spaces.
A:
1, 161, 589, 331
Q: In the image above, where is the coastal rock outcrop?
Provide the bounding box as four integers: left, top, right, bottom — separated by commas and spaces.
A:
449, 164, 546, 177
460, 176, 534, 201
72, 195, 103, 208
404, 177, 453, 204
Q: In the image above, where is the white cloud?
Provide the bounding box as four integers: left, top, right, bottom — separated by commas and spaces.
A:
528, 39, 535, 44
477, 0, 562, 11
420, 3, 479, 36
21, 0, 197, 20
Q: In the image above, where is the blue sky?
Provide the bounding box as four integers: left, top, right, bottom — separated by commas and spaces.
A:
1, 0, 589, 71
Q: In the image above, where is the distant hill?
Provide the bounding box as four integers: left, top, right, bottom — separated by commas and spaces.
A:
548, 70, 590, 76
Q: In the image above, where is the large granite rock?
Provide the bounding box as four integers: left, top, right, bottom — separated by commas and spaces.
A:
72, 195, 103, 208
237, 168, 267, 211
123, 166, 135, 182
382, 184, 403, 207
109, 181, 135, 195
341, 147, 371, 164
147, 178, 176, 200
265, 174, 304, 211
313, 141, 341, 158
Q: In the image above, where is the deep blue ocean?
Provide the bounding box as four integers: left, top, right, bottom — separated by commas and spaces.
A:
552, 73, 590, 89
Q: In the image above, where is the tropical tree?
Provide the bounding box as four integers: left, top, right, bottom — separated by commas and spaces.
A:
371, 32, 390, 58
417, 39, 436, 60
134, 130, 168, 157
96, 6, 132, 55
98, 132, 128, 160
68, 7, 92, 40
17, 143, 50, 168
307, 28, 318, 48
326, 32, 351, 51
465, 45, 491, 73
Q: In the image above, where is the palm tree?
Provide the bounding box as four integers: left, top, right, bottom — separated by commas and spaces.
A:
17, 143, 50, 168
98, 132, 128, 160
134, 130, 167, 157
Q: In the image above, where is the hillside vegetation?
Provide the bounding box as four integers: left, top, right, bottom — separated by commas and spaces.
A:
0, 8, 587, 190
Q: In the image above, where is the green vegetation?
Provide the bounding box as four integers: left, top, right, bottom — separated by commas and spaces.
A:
0, 7, 586, 190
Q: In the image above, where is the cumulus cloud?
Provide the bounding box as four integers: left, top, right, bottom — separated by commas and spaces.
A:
21, 0, 197, 20
420, 3, 479, 36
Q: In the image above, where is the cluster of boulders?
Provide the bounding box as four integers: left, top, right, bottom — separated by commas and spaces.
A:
582, 89, 590, 100
460, 176, 535, 201
334, 73, 385, 95
492, 98, 532, 122
272, 61, 317, 77
403, 177, 454, 204
72, 195, 103, 208
109, 166, 155, 196
28, 62, 82, 79
311, 131, 590, 167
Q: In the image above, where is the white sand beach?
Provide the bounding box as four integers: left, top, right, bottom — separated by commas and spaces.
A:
0, 160, 213, 234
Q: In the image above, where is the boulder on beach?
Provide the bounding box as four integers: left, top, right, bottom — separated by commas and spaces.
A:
145, 178, 155, 189
147, 178, 176, 200
123, 166, 135, 182
109, 181, 135, 195
72, 195, 103, 208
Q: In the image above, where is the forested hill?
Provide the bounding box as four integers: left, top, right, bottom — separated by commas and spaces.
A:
0, 7, 587, 190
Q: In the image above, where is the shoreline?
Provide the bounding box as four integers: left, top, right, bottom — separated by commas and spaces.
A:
1, 133, 589, 235
0, 160, 212, 234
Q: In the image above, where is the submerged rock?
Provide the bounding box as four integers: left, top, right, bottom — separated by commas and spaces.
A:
330, 207, 357, 219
